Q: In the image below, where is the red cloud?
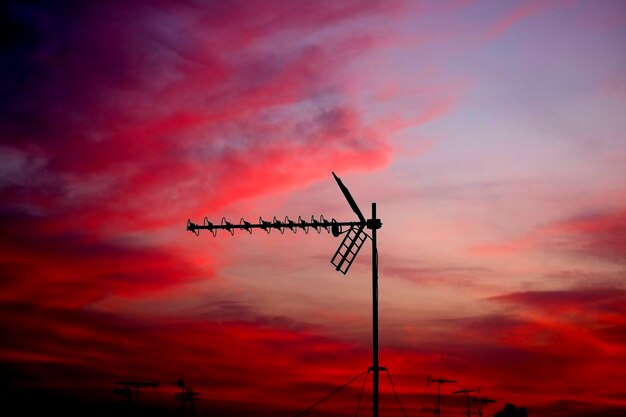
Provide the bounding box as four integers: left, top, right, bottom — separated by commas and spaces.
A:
0, 301, 378, 416
490, 287, 626, 317
3, 294, 625, 416
0, 210, 204, 308
0, 1, 407, 236
552, 210, 626, 262
0, 2, 418, 415
0, 0, 407, 309
471, 208, 626, 262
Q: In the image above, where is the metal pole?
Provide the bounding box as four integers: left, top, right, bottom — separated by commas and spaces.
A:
181, 384, 186, 417
437, 382, 441, 417
372, 202, 379, 417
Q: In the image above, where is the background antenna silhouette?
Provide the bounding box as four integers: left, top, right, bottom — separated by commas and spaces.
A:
115, 381, 159, 409
174, 383, 201, 417
472, 396, 496, 417
187, 172, 384, 417
174, 379, 186, 417
114, 385, 133, 405
424, 375, 456, 417
452, 387, 480, 417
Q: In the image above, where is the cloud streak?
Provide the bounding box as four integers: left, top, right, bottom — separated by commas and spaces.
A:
471, 208, 626, 262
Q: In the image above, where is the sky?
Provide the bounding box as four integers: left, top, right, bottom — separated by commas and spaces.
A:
1, 1, 625, 416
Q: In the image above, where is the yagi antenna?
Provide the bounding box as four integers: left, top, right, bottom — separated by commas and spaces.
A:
174, 379, 186, 417
114, 386, 133, 404
115, 381, 159, 406
175, 384, 201, 417
424, 376, 456, 417
186, 172, 384, 417
472, 397, 496, 417
453, 388, 480, 417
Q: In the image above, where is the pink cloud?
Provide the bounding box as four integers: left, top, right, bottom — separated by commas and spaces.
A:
483, 0, 553, 40
471, 208, 626, 262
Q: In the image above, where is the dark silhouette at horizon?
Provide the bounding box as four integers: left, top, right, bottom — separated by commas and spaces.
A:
494, 403, 528, 417
173, 379, 201, 417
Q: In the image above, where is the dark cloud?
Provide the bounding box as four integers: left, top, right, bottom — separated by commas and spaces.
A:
490, 287, 626, 317
383, 263, 494, 287
0, 209, 203, 306
0, 0, 397, 235
472, 208, 626, 263
0, 298, 374, 416
554, 209, 626, 262
531, 400, 626, 417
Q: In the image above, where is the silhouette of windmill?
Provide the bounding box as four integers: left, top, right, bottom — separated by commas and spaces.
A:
452, 388, 480, 417
423, 375, 456, 417
187, 172, 385, 416
473, 396, 496, 417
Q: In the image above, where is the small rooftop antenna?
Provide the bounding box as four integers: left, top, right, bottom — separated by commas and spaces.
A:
425, 375, 456, 417
175, 384, 201, 417
472, 397, 496, 417
174, 379, 186, 417
115, 381, 159, 407
452, 387, 480, 417
187, 172, 383, 417
113, 385, 133, 405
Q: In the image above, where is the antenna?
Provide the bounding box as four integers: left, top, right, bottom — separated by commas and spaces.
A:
113, 386, 133, 405
175, 384, 201, 417
174, 379, 186, 417
187, 172, 384, 417
452, 388, 480, 417
472, 397, 496, 417
424, 376, 456, 417
115, 381, 159, 408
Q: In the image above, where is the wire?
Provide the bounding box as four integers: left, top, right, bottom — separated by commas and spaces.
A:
385, 369, 408, 417
353, 372, 369, 417
293, 371, 368, 417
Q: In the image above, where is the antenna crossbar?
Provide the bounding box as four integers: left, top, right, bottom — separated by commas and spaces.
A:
187, 216, 365, 236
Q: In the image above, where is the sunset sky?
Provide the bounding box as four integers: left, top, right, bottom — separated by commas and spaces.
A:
1, 1, 625, 416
